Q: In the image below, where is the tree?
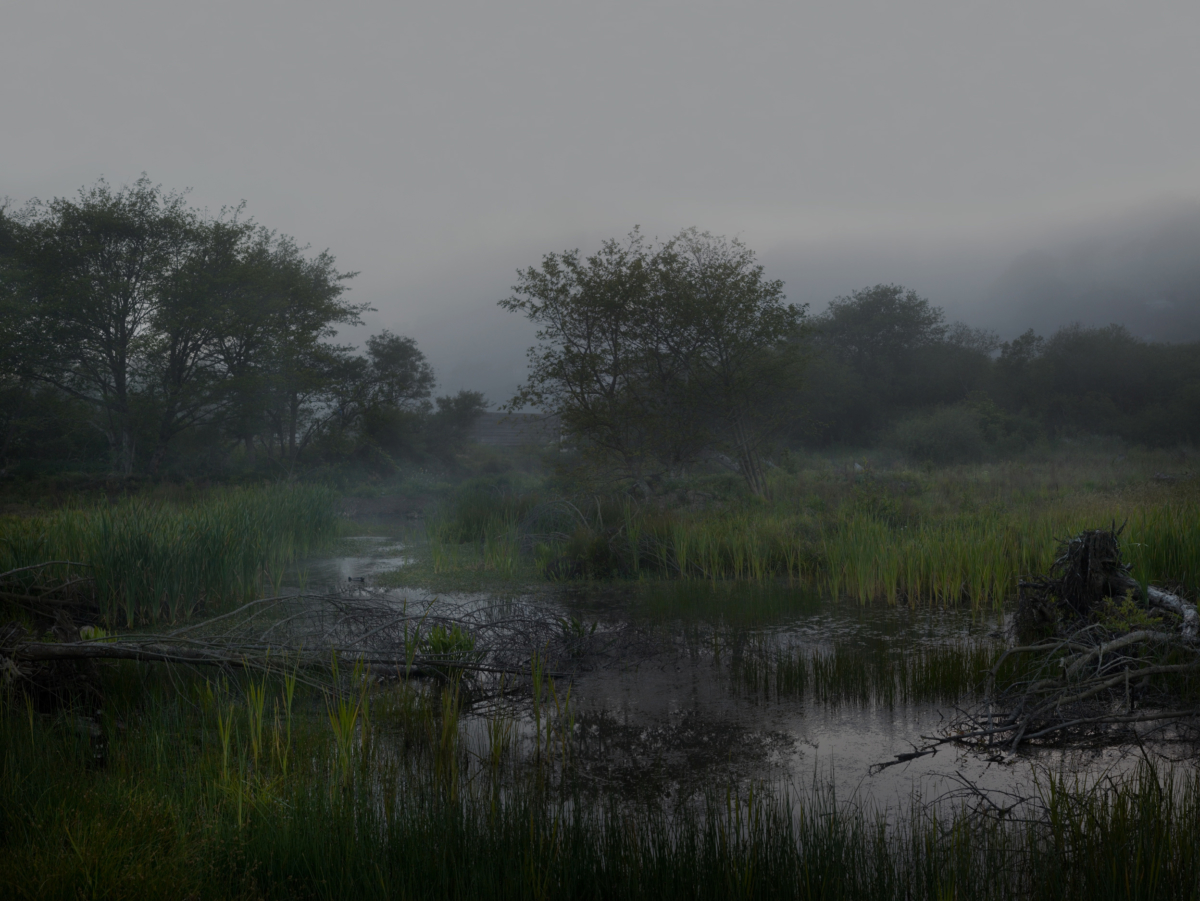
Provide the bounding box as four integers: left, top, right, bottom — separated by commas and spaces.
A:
651, 229, 805, 494
364, 331, 436, 410
2, 177, 196, 474
346, 331, 437, 460
255, 236, 363, 468
502, 229, 805, 495
142, 213, 259, 473
797, 284, 996, 444
0, 178, 368, 475
425, 390, 489, 459
502, 230, 665, 486
819, 284, 947, 367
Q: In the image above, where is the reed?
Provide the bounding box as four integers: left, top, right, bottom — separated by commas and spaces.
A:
417, 456, 1198, 608
0, 483, 340, 624
4, 667, 1200, 899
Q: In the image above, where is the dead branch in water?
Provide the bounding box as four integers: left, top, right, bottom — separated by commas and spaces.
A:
874, 524, 1200, 771
2, 588, 596, 705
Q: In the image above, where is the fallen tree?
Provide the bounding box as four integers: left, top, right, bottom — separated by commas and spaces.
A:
0, 570, 618, 709
875, 525, 1200, 770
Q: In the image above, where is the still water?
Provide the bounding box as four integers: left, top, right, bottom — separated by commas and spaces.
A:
291, 536, 1173, 810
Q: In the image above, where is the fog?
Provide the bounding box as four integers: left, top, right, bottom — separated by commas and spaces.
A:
766, 198, 1200, 342
4, 1, 1199, 404
418, 200, 1200, 403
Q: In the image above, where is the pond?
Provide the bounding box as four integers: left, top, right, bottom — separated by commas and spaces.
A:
290, 535, 1176, 812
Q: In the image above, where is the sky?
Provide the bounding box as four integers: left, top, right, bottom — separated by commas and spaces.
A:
4, 1, 1200, 402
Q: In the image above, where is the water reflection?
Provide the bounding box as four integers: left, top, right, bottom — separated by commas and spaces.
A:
298, 538, 1185, 810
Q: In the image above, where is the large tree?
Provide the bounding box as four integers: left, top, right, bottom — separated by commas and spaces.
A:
142, 212, 261, 473
501, 230, 666, 487
797, 284, 996, 444
0, 178, 366, 475
653, 229, 806, 495
502, 228, 805, 495
2, 177, 197, 474
251, 235, 363, 467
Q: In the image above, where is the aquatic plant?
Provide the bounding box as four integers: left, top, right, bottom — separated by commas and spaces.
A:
732, 637, 1010, 706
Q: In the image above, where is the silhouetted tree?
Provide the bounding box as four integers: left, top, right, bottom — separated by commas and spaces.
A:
503, 229, 805, 495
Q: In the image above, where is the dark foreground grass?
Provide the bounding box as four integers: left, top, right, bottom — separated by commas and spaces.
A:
3, 665, 1199, 900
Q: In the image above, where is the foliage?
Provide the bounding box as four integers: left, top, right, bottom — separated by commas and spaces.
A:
795, 287, 1200, 450
407, 448, 1200, 608
0, 178, 486, 479
796, 284, 997, 445
502, 228, 806, 495
5, 668, 1200, 899
891, 404, 987, 465
424, 623, 477, 658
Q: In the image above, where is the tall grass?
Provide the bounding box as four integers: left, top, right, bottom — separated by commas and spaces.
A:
418, 457, 1200, 608
3, 667, 1200, 899
0, 484, 340, 624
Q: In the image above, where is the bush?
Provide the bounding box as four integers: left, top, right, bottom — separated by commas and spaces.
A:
893, 405, 986, 465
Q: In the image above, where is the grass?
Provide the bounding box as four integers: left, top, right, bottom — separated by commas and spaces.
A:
0, 483, 340, 625
4, 664, 1200, 899
394, 445, 1200, 609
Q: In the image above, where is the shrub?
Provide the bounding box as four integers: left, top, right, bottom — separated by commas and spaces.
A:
893, 404, 986, 465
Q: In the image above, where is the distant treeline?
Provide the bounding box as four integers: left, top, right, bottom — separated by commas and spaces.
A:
0, 178, 485, 479
796, 284, 1200, 462
2, 183, 1197, 482
504, 232, 1200, 496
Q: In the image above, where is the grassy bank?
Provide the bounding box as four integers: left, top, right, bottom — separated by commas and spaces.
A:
2, 665, 1199, 900
394, 447, 1199, 608
0, 484, 340, 624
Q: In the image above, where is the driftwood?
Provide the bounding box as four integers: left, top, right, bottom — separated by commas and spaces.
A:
1, 583, 605, 704
875, 525, 1199, 771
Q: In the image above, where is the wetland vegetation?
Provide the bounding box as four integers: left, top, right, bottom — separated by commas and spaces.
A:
8, 661, 1200, 900
3, 187, 1200, 897
4, 450, 1198, 898
396, 445, 1198, 610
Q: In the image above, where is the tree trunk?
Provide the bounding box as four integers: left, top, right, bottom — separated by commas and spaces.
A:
730, 413, 767, 497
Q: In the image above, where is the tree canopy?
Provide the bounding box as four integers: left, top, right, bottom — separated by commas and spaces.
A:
502, 228, 806, 494
0, 177, 486, 477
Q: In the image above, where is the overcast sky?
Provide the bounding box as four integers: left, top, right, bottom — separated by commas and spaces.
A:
5, 1, 1200, 401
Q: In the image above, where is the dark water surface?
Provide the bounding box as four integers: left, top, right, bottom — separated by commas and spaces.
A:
294, 537, 1179, 811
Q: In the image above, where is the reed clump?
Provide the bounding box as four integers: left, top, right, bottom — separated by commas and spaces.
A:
0, 484, 339, 624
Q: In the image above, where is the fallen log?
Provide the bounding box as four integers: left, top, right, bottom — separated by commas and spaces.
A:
1148, 586, 1199, 641
879, 525, 1200, 764
7, 637, 564, 680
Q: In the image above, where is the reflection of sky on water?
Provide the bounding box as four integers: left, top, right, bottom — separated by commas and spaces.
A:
285, 536, 414, 591
560, 649, 1146, 812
